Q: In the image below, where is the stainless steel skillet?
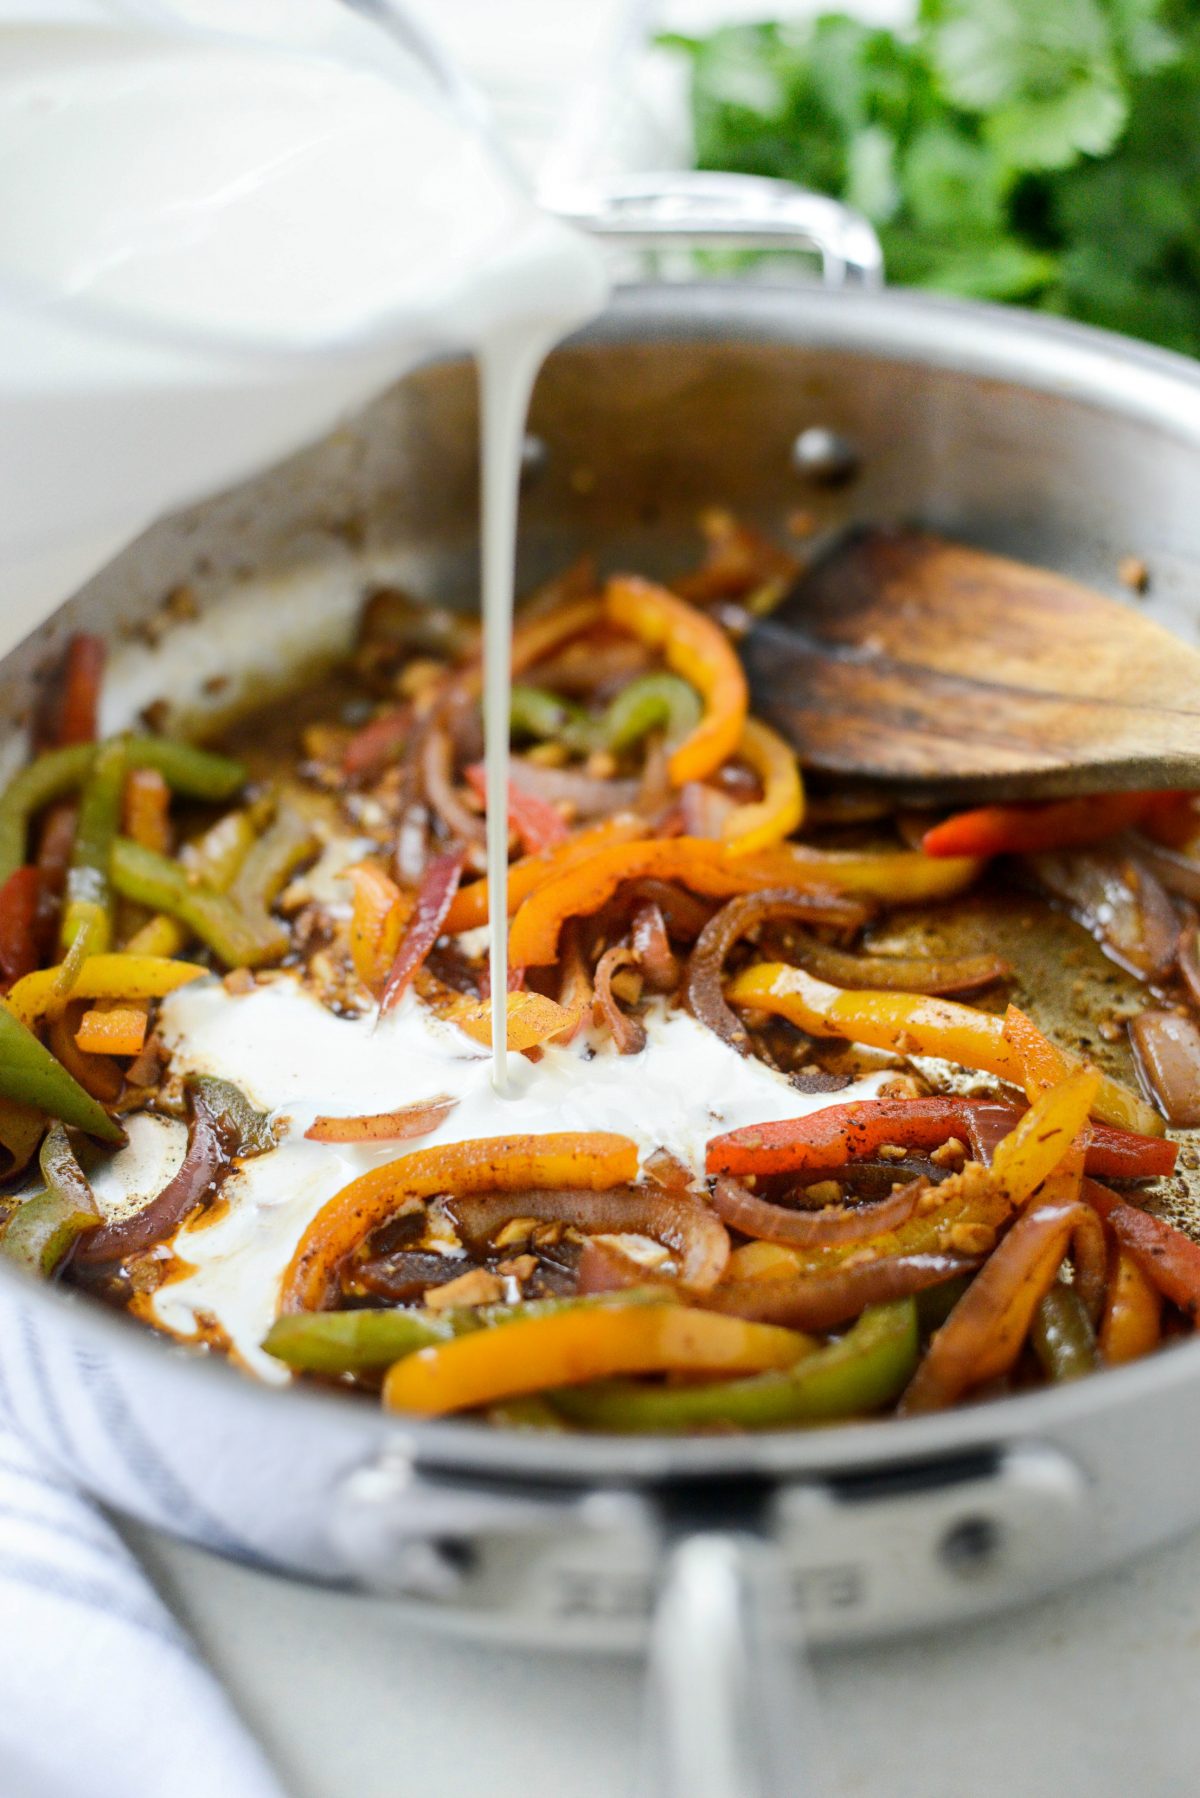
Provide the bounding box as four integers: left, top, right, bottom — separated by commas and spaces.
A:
5, 187, 1200, 1792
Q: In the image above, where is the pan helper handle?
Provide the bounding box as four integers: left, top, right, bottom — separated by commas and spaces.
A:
642, 1530, 829, 1798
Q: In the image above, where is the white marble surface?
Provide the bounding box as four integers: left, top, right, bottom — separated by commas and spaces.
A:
126, 1518, 1200, 1798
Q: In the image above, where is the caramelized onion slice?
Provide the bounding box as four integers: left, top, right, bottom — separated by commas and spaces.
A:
508, 757, 641, 819
1129, 1007, 1200, 1127
447, 1185, 730, 1292
781, 931, 1009, 996
706, 1253, 979, 1332
593, 945, 647, 1055
1028, 848, 1180, 982
686, 887, 868, 1056
631, 901, 681, 993
711, 1173, 932, 1250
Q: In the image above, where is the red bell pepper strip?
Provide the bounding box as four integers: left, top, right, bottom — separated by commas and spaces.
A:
921, 792, 1184, 860
463, 762, 568, 854
1084, 1178, 1200, 1320
705, 1095, 1176, 1182
55, 634, 106, 748
0, 867, 40, 985
379, 846, 467, 1014
341, 705, 413, 780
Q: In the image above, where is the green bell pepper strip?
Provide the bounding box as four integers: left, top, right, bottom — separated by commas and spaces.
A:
0, 736, 246, 882
510, 685, 591, 748
916, 1273, 975, 1335
0, 1004, 122, 1142
0, 1186, 101, 1277
227, 803, 318, 916
262, 1287, 667, 1376
549, 1300, 918, 1432
111, 838, 288, 967
601, 673, 702, 754
1031, 1283, 1097, 1383
60, 738, 125, 957
40, 1119, 101, 1213
191, 1074, 275, 1156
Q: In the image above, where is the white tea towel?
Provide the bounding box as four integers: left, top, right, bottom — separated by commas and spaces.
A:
0, 1411, 287, 1798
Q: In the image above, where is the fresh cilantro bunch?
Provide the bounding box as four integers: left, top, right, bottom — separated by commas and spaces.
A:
663, 0, 1200, 355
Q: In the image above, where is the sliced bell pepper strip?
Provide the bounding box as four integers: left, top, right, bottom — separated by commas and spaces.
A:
4, 953, 206, 1028
341, 704, 413, 780
1100, 1247, 1162, 1364
227, 803, 317, 918
922, 792, 1183, 859
0, 1186, 100, 1277
737, 843, 983, 904
49, 1005, 122, 1104
60, 738, 125, 958
901, 1196, 1105, 1412
280, 1132, 640, 1314
1083, 1178, 1200, 1319
121, 767, 171, 855
111, 839, 287, 967
124, 806, 260, 958
508, 838, 776, 968
0, 1096, 45, 1180
0, 866, 40, 985
382, 1302, 807, 1416
551, 1299, 917, 1432
601, 673, 703, 755
1000, 1003, 1163, 1139
444, 816, 647, 935
604, 577, 748, 786
1031, 1283, 1098, 1382
705, 1096, 1176, 1181
305, 1096, 457, 1144
345, 861, 408, 995
509, 684, 591, 748
54, 634, 106, 748
0, 737, 245, 884
0, 1003, 122, 1141
725, 962, 1152, 1137
720, 718, 804, 857
463, 763, 568, 854
446, 991, 584, 1052
74, 1002, 149, 1058
380, 846, 467, 1013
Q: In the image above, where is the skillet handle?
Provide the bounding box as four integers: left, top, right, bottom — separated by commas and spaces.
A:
642, 1530, 827, 1798
542, 171, 884, 289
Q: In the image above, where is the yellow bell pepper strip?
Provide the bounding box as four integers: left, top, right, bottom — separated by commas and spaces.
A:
1100, 1248, 1162, 1364
446, 991, 585, 1052
508, 838, 780, 968
381, 1302, 807, 1416
737, 842, 983, 904
0, 1004, 122, 1141
720, 718, 804, 857
0, 736, 246, 884
280, 1132, 640, 1314
60, 738, 126, 958
227, 802, 318, 919
901, 1195, 1106, 1414
604, 576, 748, 786
444, 815, 647, 935
345, 861, 409, 994
124, 803, 266, 958
725, 961, 1148, 1136
74, 1002, 149, 1058
111, 839, 288, 967
551, 1299, 917, 1432
4, 953, 206, 1028
1000, 1002, 1163, 1138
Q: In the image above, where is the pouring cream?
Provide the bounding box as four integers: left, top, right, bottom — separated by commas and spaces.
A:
0, 19, 609, 1077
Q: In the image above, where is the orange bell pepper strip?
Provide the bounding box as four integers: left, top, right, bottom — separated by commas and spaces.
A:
900, 1195, 1105, 1413
508, 837, 771, 968
720, 718, 804, 857
3, 953, 207, 1029
446, 990, 585, 1051
922, 792, 1187, 859
121, 767, 171, 855
726, 962, 1152, 1137
738, 842, 983, 904
280, 1131, 640, 1314
444, 815, 646, 935
345, 862, 409, 996
74, 1000, 149, 1058
1100, 1247, 1162, 1364
604, 576, 747, 785
1000, 1003, 1163, 1138
381, 1303, 807, 1416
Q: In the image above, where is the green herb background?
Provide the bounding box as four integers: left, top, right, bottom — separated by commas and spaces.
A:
664, 0, 1200, 355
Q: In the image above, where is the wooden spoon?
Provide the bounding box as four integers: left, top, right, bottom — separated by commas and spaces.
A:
741, 528, 1200, 802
